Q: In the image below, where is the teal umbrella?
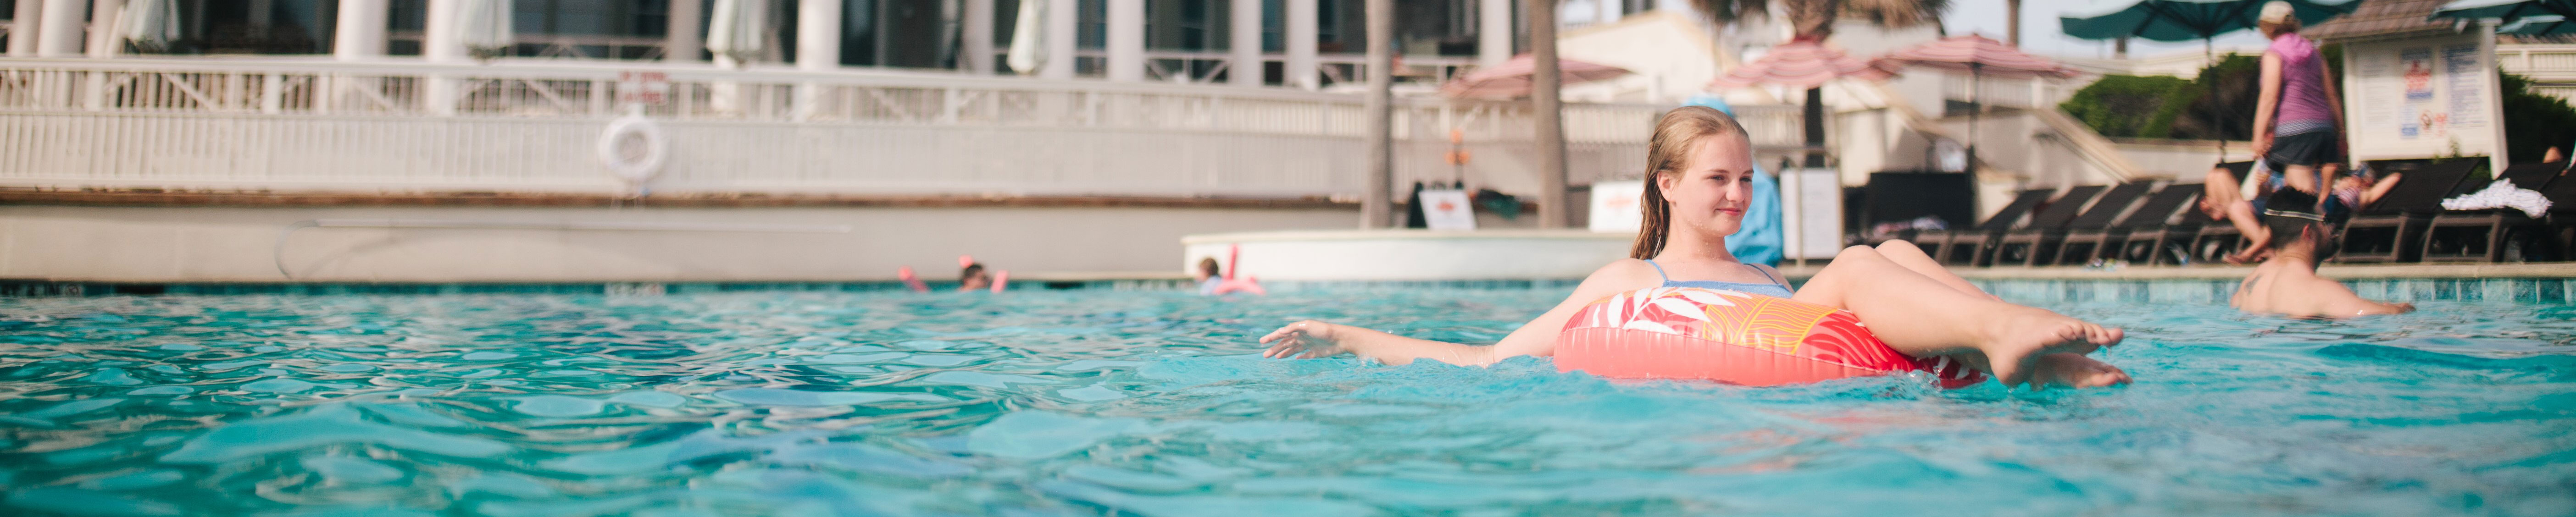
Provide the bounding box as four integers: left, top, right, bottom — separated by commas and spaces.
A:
2060, 0, 2363, 55
2497, 14, 2576, 34
2434, 0, 2576, 21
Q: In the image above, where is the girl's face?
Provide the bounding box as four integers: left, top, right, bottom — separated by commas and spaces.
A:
1656, 133, 1758, 240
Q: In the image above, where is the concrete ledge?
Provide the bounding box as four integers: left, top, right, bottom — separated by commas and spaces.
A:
1183, 229, 1632, 281
1772, 263, 2576, 280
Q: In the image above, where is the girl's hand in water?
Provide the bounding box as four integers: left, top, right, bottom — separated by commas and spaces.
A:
1260, 320, 1347, 359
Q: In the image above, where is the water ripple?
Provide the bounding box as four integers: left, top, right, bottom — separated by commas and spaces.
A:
0, 290, 2569, 516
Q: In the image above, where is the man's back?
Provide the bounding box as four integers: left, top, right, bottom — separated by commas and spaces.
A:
2232, 260, 2414, 318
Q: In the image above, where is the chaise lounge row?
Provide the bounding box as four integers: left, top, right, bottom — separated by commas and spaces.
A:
1886, 159, 2575, 267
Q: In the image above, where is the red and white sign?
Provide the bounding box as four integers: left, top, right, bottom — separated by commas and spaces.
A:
1421, 189, 1477, 231
616, 71, 672, 105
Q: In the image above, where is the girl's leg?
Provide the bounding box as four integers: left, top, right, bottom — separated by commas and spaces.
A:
1874, 240, 1993, 298
2204, 167, 2269, 247
1793, 245, 2122, 387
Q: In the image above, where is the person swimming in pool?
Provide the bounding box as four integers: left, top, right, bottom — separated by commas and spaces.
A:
899, 255, 1006, 293
2231, 211, 2415, 318
1259, 106, 2128, 389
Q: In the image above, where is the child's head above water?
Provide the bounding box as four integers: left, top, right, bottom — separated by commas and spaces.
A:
1633, 105, 1754, 260
1194, 257, 1221, 282
960, 263, 991, 290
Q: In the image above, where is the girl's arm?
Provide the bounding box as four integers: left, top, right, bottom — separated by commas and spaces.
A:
1260, 259, 1659, 366
2359, 172, 2403, 207
2253, 53, 2284, 156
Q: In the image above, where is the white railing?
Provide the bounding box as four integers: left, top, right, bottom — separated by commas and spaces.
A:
1942, 74, 2075, 110
0, 57, 1798, 199
2500, 44, 2576, 78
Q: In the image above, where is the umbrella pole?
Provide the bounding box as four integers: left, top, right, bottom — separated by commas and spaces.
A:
1967, 63, 1981, 175
1804, 87, 1825, 168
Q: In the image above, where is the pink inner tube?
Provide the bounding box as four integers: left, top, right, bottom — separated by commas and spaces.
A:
1554, 287, 1982, 388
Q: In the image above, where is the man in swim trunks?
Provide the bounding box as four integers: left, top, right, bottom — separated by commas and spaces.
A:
2231, 212, 2415, 318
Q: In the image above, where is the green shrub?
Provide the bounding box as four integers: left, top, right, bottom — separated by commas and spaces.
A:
2060, 74, 2201, 139
2502, 72, 2576, 163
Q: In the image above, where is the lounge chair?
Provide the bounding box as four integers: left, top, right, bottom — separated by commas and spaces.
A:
1988, 185, 2108, 267
2008, 181, 2151, 266
2127, 196, 2215, 265
2542, 166, 2576, 261
2065, 182, 2200, 265
1858, 171, 1982, 249
2418, 161, 2562, 263
2333, 159, 2484, 263
1915, 188, 2055, 265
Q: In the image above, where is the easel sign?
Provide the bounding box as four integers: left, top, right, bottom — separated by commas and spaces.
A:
1588, 181, 1644, 233
1420, 189, 1477, 231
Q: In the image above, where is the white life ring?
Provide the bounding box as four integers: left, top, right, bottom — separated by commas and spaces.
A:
598, 112, 669, 184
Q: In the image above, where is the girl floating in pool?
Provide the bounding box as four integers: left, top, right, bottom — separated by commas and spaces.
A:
1260, 106, 2128, 389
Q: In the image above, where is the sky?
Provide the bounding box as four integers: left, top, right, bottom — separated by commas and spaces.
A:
1936, 0, 2275, 59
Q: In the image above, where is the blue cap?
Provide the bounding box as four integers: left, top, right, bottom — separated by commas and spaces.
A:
1683, 94, 1734, 116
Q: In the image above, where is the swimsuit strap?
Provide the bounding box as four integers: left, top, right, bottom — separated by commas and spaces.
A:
1644, 259, 1672, 283
1743, 263, 1788, 290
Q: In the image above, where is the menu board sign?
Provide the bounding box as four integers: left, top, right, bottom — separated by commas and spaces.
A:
2342, 31, 2504, 167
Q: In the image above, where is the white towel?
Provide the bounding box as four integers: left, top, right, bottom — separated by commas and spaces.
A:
2439, 181, 2554, 218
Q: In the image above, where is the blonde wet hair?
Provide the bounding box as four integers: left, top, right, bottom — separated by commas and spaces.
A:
1631, 105, 1750, 260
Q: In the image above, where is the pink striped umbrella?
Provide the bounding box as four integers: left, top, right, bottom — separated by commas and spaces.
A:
1871, 35, 2076, 78
1440, 54, 1634, 100
1706, 39, 1896, 91
1875, 35, 2079, 174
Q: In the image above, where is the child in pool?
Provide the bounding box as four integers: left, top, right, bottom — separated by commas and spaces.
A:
2231, 212, 2415, 318
959, 262, 995, 292
1260, 106, 2128, 389
1194, 257, 1224, 295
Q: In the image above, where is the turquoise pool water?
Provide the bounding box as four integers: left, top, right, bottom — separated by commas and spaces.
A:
1, 285, 2572, 516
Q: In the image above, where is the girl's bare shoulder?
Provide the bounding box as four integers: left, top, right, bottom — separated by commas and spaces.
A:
1582, 259, 1663, 291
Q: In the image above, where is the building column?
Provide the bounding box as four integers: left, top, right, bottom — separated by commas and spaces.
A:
37, 0, 83, 56
667, 0, 703, 62
794, 0, 841, 120
84, 0, 122, 57
1106, 0, 1144, 81
1228, 0, 1260, 86
334, 0, 389, 60
963, 0, 993, 74
8, 0, 41, 57
1593, 0, 1618, 26
1285, 0, 1316, 90
422, 0, 464, 116
1477, 0, 1509, 67
1041, 0, 1074, 79
796, 0, 840, 71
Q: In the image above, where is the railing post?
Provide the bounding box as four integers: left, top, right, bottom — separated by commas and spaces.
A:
943, 87, 963, 124
591, 78, 612, 116
261, 73, 283, 114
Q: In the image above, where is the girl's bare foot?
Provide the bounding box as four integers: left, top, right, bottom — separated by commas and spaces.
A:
2223, 242, 2275, 264
2028, 353, 2131, 390
1976, 308, 2123, 387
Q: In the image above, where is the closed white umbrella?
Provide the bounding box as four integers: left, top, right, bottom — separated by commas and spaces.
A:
1006, 0, 1045, 74
118, 0, 182, 53
456, 0, 514, 60
706, 0, 771, 66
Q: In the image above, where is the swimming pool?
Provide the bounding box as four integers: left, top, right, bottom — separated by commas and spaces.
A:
1, 283, 2570, 516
